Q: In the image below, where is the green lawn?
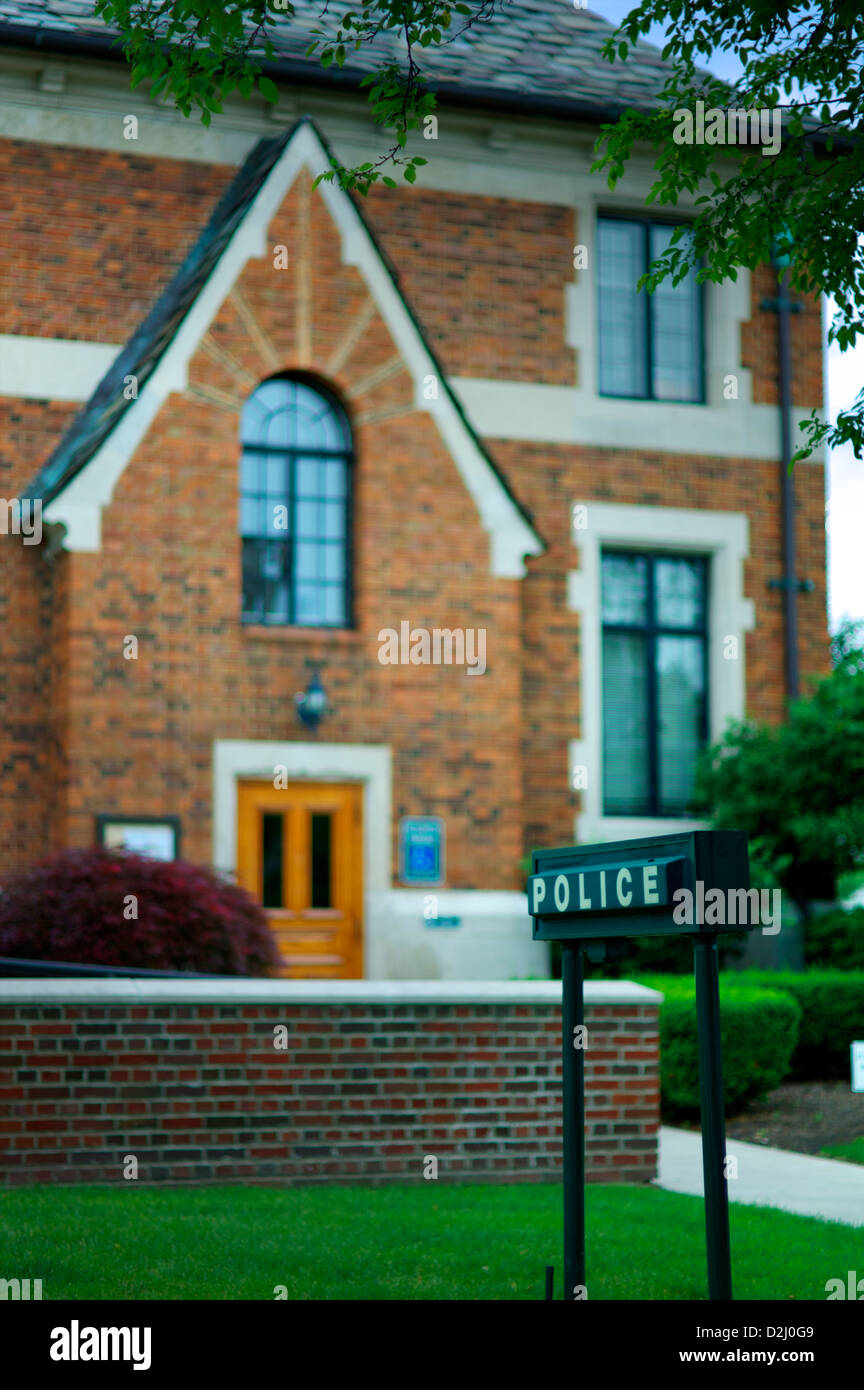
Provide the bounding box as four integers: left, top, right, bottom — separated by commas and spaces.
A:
1, 1182, 858, 1300
821, 1137, 864, 1165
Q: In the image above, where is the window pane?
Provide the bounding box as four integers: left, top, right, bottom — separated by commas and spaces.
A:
649, 224, 701, 402
239, 382, 352, 629
322, 545, 344, 581
239, 496, 263, 537
241, 380, 290, 444
296, 499, 320, 538
323, 586, 346, 626
261, 812, 283, 908
601, 553, 648, 625
295, 385, 335, 449
240, 451, 263, 493
265, 453, 285, 495
242, 542, 264, 619
324, 460, 347, 498
296, 457, 323, 496
657, 635, 705, 814
598, 219, 648, 397
603, 631, 651, 814
295, 542, 320, 581
264, 578, 290, 624
323, 503, 345, 539
262, 406, 292, 449
310, 813, 332, 908
295, 584, 325, 626
655, 557, 706, 629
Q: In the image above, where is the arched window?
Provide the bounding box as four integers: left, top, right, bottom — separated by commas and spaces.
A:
239, 376, 352, 627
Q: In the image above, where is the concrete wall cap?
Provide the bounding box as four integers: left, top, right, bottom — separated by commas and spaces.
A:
0, 977, 664, 1006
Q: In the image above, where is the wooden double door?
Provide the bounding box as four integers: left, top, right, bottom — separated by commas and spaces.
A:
236, 780, 363, 978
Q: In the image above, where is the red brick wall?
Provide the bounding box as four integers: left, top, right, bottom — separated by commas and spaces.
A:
0, 140, 232, 343
0, 990, 660, 1186
0, 136, 830, 882
0, 399, 78, 872
0, 136, 824, 403
45, 171, 525, 889
498, 440, 829, 851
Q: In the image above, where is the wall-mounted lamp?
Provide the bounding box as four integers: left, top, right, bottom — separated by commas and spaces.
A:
295, 672, 328, 732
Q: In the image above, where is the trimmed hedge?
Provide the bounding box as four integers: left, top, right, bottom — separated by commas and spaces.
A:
733, 970, 864, 1080
804, 907, 864, 971
637, 974, 801, 1116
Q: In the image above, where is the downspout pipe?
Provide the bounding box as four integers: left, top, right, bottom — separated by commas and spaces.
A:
762, 250, 810, 702
777, 268, 800, 700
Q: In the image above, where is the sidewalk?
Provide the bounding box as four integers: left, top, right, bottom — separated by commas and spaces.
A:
658, 1126, 864, 1227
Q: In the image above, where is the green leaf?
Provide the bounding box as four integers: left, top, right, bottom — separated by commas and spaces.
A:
258, 75, 279, 103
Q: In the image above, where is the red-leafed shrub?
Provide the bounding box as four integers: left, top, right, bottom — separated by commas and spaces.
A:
0, 848, 281, 976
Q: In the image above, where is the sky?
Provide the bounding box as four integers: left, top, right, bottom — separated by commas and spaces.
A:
591, 1, 864, 631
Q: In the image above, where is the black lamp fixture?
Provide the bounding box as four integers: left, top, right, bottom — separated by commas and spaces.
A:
295, 671, 328, 732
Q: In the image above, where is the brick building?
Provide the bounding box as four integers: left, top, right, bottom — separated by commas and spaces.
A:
0, 2, 828, 980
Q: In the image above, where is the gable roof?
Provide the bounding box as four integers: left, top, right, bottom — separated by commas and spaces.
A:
0, 0, 675, 121
28, 116, 543, 577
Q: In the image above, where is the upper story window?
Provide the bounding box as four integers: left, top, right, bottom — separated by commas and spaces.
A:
239, 376, 352, 627
597, 215, 704, 403
601, 551, 708, 817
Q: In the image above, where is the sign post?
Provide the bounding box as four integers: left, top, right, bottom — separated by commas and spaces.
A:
528, 830, 755, 1302
561, 943, 585, 1297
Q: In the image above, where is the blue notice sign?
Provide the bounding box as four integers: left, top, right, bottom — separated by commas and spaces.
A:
399, 817, 444, 885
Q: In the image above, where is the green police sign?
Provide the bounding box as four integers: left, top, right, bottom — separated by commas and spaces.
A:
533, 828, 754, 1303
529, 830, 752, 942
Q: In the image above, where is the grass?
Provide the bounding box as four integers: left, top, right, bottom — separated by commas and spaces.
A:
821, 1137, 864, 1166
1, 1182, 859, 1300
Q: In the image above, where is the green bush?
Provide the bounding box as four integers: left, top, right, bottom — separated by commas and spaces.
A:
803, 907, 864, 972
694, 623, 864, 915
734, 970, 864, 1079
637, 974, 801, 1116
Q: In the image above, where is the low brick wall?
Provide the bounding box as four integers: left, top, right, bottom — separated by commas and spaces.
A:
0, 979, 662, 1186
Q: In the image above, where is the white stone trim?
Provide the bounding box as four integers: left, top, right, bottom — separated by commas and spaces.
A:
0, 57, 610, 199
0, 335, 120, 401
0, 333, 813, 464
212, 738, 391, 897
0, 977, 663, 1005
365, 887, 548, 980
40, 119, 541, 575
452, 378, 815, 461
567, 502, 756, 845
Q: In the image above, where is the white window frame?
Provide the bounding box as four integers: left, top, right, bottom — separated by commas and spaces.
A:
567, 502, 755, 844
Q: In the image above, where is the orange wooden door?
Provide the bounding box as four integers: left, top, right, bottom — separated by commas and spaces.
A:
236, 780, 363, 978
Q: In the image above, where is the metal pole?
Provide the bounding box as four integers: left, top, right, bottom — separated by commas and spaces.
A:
693, 935, 733, 1300
562, 943, 585, 1299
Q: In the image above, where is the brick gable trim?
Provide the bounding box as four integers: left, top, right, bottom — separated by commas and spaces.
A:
30, 116, 543, 577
